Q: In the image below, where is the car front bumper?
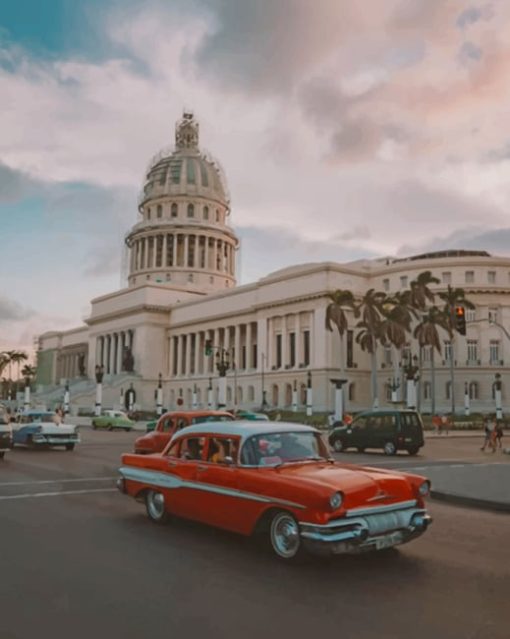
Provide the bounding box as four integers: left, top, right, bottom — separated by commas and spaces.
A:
299, 501, 432, 555
31, 435, 80, 445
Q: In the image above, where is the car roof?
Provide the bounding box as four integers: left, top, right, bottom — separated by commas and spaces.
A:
160, 410, 233, 418
171, 420, 318, 443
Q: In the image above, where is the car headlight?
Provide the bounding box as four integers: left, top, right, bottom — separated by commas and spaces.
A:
329, 491, 343, 510
418, 480, 430, 497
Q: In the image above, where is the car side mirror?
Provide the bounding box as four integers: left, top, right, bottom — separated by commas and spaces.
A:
224, 456, 234, 466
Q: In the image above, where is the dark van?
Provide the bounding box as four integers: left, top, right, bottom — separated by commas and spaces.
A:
328, 410, 425, 456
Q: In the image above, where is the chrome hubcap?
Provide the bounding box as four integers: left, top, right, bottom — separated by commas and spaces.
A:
271, 514, 300, 559
384, 442, 395, 455
333, 440, 343, 452
147, 491, 165, 519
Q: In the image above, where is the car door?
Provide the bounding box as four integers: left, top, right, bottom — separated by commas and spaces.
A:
348, 416, 368, 449
154, 415, 176, 451
163, 435, 205, 520
194, 436, 242, 532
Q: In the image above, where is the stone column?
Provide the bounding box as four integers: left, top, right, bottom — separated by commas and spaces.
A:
194, 235, 199, 269
267, 318, 273, 369
313, 307, 327, 368
95, 337, 101, 368
184, 234, 189, 268
195, 332, 202, 375
162, 234, 167, 268
234, 324, 241, 370
188, 333, 194, 376
176, 335, 183, 377
204, 235, 210, 271
281, 316, 288, 369
246, 322, 253, 369
172, 234, 178, 267
295, 314, 302, 367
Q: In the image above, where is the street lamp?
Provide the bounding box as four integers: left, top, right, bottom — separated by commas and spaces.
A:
94, 365, 104, 417
402, 354, 420, 409
291, 379, 298, 413
192, 383, 198, 410
329, 378, 348, 421
207, 377, 213, 409
23, 371, 32, 411
215, 348, 231, 409
388, 377, 401, 403
63, 380, 70, 415
464, 381, 470, 416
156, 373, 163, 416
494, 373, 503, 420
306, 370, 313, 417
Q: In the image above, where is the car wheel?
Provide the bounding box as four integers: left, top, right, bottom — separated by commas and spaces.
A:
269, 511, 302, 560
0, 451, 4, 460
65, 444, 75, 451
407, 446, 419, 456
357, 447, 366, 454
332, 438, 344, 453
124, 427, 130, 432
145, 490, 169, 524
383, 441, 397, 456
107, 424, 113, 431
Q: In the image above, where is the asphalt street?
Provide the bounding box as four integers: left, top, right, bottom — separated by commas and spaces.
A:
1, 429, 509, 639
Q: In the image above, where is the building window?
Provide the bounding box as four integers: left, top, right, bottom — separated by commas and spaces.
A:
421, 345, 431, 362
467, 340, 478, 362
466, 308, 476, 322
423, 381, 431, 400
488, 307, 498, 324
187, 204, 194, 218
384, 345, 392, 365
400, 276, 408, 288
216, 209, 220, 222
442, 272, 451, 285
171, 203, 178, 218
490, 340, 500, 363
289, 332, 296, 367
346, 330, 353, 368
488, 271, 496, 284
383, 278, 390, 292
276, 334, 282, 369
146, 275, 150, 280
157, 204, 162, 218
303, 330, 310, 366
203, 206, 209, 220
147, 207, 151, 220
445, 381, 452, 400
465, 271, 474, 284
469, 381, 479, 400
348, 383, 355, 401
444, 340, 452, 362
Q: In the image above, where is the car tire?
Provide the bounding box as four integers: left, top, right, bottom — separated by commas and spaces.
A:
269, 511, 302, 561
383, 441, 397, 456
124, 428, 130, 432
407, 446, 420, 456
0, 451, 4, 459
332, 439, 344, 453
357, 447, 365, 454
145, 490, 170, 524
65, 444, 75, 451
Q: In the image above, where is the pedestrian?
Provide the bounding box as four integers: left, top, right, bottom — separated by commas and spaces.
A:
481, 417, 492, 451
441, 414, 449, 435
432, 414, 441, 434
495, 421, 504, 450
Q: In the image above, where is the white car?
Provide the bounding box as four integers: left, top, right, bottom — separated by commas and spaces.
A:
12, 411, 80, 451
0, 404, 12, 459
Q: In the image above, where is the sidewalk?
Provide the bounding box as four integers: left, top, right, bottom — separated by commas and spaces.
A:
424, 429, 484, 438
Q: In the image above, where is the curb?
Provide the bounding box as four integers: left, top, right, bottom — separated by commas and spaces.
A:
431, 489, 510, 514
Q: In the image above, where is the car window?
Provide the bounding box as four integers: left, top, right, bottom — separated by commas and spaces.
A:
206, 437, 239, 464
166, 440, 180, 458
176, 418, 188, 430
180, 436, 205, 460
191, 415, 233, 424
160, 418, 174, 433
352, 417, 368, 430
241, 432, 325, 466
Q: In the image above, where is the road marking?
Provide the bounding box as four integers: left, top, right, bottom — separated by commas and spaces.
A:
0, 477, 115, 487
0, 488, 117, 501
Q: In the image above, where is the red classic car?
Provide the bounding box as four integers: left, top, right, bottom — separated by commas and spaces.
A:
118, 422, 432, 560
133, 410, 234, 454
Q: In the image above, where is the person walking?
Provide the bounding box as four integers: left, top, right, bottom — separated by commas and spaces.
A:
481, 417, 492, 452
495, 420, 504, 451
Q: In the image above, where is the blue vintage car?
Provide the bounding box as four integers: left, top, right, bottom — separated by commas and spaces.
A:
12, 411, 80, 451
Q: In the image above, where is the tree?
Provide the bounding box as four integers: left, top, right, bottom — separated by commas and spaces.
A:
10, 351, 28, 381
325, 290, 356, 373
410, 271, 440, 310
414, 307, 447, 416
437, 285, 475, 415
22, 364, 36, 386
355, 289, 387, 407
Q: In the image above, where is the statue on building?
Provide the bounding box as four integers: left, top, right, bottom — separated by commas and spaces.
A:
123, 347, 134, 373
175, 110, 199, 150
78, 354, 86, 377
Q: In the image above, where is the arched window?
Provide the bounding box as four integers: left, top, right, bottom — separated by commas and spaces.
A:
187, 203, 194, 218
469, 382, 479, 400
171, 203, 178, 218
348, 383, 355, 401
157, 204, 162, 218
203, 206, 209, 220
188, 273, 194, 282
285, 383, 292, 406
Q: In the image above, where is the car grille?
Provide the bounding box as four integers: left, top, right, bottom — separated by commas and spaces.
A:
363, 510, 414, 535
45, 433, 77, 440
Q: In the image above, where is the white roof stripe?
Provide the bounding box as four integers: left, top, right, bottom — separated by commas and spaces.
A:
171, 420, 318, 443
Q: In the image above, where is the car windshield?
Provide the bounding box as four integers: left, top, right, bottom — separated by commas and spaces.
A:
23, 414, 54, 424
241, 431, 328, 466
192, 415, 234, 424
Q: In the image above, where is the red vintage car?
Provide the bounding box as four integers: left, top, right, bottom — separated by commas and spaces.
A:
118, 422, 432, 560
133, 410, 234, 454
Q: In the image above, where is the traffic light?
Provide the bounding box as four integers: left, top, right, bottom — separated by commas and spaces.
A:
204, 340, 213, 356
455, 306, 466, 335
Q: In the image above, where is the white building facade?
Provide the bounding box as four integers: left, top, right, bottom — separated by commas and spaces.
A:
36, 113, 510, 416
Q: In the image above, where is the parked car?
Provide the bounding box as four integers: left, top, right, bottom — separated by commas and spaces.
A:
234, 410, 270, 421
12, 411, 80, 451
0, 405, 12, 459
134, 410, 234, 454
92, 410, 135, 431
118, 421, 432, 560
328, 409, 425, 455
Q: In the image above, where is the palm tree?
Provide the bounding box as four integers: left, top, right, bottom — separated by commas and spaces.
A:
10, 351, 28, 382
414, 307, 447, 416
355, 289, 387, 407
410, 271, 440, 310
325, 290, 356, 373
437, 285, 475, 415
21, 364, 36, 385
0, 353, 10, 378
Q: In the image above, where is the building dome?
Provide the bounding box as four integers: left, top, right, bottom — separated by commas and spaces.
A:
125, 111, 238, 293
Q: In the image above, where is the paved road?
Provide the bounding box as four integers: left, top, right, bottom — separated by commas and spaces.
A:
1, 430, 509, 639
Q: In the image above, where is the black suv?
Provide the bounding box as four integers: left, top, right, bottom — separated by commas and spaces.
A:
328, 409, 425, 456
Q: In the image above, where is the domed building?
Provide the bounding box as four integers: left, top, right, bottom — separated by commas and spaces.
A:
126, 112, 238, 293
35, 112, 510, 417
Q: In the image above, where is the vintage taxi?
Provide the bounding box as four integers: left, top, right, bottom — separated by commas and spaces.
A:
12, 410, 80, 450
118, 422, 432, 560
133, 410, 234, 454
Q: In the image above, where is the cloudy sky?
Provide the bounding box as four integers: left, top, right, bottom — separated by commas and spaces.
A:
1, 0, 510, 354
